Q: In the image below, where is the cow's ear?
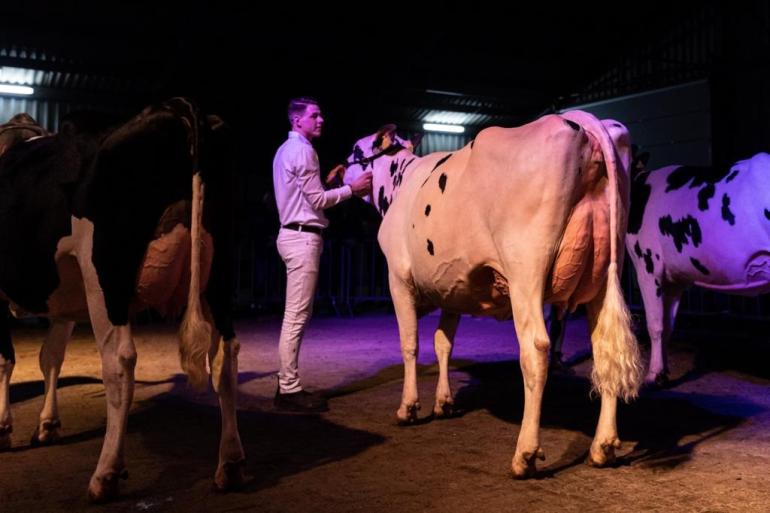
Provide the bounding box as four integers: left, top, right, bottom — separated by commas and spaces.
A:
409, 132, 423, 150
374, 123, 398, 150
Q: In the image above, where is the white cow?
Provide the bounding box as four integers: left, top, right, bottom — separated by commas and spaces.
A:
344, 111, 642, 477
626, 152, 770, 385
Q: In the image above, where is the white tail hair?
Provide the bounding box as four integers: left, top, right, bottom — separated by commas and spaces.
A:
179, 171, 212, 390
561, 111, 642, 401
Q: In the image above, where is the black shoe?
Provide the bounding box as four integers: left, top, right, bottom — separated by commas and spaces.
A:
274, 389, 329, 413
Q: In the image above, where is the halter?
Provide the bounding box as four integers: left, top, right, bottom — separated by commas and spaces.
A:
343, 141, 405, 168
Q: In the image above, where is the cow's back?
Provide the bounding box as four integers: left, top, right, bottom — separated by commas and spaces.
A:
629, 153, 770, 293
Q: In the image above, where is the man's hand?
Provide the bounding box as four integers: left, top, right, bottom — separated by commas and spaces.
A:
325, 164, 346, 185
350, 171, 373, 197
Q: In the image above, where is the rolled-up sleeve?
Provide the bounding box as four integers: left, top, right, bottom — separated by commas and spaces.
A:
294, 146, 352, 209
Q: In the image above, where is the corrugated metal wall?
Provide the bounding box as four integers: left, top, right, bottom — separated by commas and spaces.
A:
417, 132, 471, 155
0, 96, 72, 131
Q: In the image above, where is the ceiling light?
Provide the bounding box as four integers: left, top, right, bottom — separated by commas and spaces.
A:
0, 84, 34, 95
422, 123, 465, 134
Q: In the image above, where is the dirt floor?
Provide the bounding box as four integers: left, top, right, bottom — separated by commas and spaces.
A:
1, 312, 769, 513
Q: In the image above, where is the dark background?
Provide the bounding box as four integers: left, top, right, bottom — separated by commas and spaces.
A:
2, 0, 770, 316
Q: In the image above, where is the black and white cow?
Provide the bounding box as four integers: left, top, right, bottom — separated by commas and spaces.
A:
344, 112, 643, 477
626, 152, 770, 385
0, 99, 244, 501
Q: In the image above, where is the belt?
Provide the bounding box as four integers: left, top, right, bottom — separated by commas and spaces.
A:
282, 223, 323, 234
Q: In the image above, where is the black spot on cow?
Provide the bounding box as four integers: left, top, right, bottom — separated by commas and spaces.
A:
425, 204, 431, 216
655, 279, 662, 297
697, 183, 715, 211
690, 257, 711, 275
378, 186, 390, 215
665, 165, 730, 193
421, 153, 453, 187
427, 239, 434, 255
628, 170, 652, 234
633, 240, 643, 258
656, 253, 660, 260
353, 144, 367, 170
726, 169, 739, 183
432, 153, 452, 172
643, 248, 654, 274
765, 208, 770, 220
389, 160, 398, 177
659, 214, 702, 252
438, 173, 447, 193
721, 194, 735, 225
565, 119, 580, 131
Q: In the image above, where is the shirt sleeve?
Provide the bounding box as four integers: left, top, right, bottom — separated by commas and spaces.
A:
295, 145, 353, 209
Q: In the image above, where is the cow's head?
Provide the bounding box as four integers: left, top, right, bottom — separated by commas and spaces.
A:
343, 124, 420, 215
0, 113, 47, 156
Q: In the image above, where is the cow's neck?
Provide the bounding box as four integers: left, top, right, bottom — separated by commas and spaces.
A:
372, 151, 422, 216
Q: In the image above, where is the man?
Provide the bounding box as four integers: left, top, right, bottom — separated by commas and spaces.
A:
272, 97, 372, 412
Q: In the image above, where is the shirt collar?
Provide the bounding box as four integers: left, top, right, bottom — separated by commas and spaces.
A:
288, 130, 312, 146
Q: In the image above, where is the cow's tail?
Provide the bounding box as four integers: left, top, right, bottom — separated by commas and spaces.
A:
179, 171, 211, 390
177, 98, 211, 391
562, 111, 642, 402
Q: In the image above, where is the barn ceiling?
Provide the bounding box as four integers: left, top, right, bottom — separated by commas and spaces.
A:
0, 2, 717, 132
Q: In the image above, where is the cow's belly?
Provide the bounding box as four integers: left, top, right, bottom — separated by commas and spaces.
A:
135, 223, 213, 316
411, 259, 513, 319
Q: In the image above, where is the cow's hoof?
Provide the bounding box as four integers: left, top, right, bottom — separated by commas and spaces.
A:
30, 419, 61, 446
87, 469, 127, 503
511, 448, 545, 479
587, 438, 621, 467
433, 400, 455, 419
214, 459, 246, 492
549, 358, 575, 376
643, 372, 670, 390
396, 402, 421, 425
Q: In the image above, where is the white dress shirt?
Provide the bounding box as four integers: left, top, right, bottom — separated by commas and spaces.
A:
272, 131, 353, 229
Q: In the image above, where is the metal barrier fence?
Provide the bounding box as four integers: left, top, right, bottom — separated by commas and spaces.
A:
238, 236, 770, 321
236, 237, 391, 316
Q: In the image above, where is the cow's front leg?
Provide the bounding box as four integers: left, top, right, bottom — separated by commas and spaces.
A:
32, 320, 75, 446
389, 275, 421, 424
433, 310, 460, 418
210, 335, 245, 491
509, 291, 549, 478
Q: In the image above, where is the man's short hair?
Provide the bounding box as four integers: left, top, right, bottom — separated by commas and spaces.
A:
287, 97, 319, 125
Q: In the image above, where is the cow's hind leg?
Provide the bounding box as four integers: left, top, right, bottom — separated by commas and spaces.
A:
585, 273, 642, 467
508, 285, 550, 478
433, 310, 460, 418
32, 320, 75, 446
77, 246, 136, 502
0, 302, 14, 450
390, 275, 421, 424
206, 304, 245, 491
